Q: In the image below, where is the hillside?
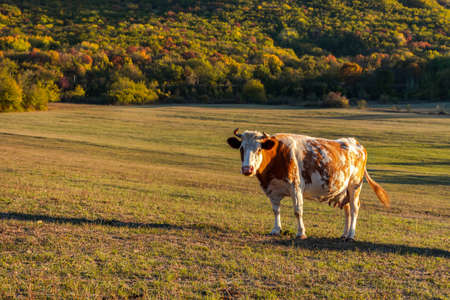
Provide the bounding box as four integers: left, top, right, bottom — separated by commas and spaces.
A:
0, 0, 449, 111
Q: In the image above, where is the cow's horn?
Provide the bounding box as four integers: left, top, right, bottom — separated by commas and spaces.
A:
233, 128, 242, 138
262, 131, 270, 138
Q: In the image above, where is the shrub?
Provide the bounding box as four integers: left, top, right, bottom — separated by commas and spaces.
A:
322, 92, 349, 108
20, 78, 60, 111
242, 79, 267, 103
0, 71, 22, 112
41, 80, 60, 102
22, 83, 48, 111
357, 99, 368, 109
64, 85, 85, 100
108, 77, 158, 105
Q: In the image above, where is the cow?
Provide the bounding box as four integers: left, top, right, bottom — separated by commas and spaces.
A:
227, 128, 389, 241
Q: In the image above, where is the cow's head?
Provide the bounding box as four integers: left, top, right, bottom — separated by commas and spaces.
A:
227, 128, 275, 176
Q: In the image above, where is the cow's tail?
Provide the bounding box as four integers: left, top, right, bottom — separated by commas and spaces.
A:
364, 168, 390, 208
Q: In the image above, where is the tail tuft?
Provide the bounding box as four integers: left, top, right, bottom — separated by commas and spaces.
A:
364, 169, 390, 208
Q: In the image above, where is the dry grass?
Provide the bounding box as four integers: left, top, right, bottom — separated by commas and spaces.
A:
0, 103, 449, 299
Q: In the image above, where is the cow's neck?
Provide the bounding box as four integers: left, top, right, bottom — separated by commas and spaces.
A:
256, 140, 291, 189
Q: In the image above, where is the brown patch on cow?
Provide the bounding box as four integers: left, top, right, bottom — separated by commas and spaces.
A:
355, 147, 368, 180
288, 157, 299, 184
256, 138, 297, 190
328, 190, 349, 209
301, 150, 314, 185
301, 140, 347, 189
301, 139, 368, 208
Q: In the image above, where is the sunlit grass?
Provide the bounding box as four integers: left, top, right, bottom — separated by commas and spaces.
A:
0, 104, 449, 299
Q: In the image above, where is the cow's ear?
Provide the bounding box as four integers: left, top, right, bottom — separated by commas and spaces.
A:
227, 137, 241, 149
261, 139, 275, 150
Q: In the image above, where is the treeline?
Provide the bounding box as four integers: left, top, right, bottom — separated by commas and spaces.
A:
0, 0, 448, 111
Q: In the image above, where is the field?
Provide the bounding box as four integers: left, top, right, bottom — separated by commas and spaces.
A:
0, 104, 449, 299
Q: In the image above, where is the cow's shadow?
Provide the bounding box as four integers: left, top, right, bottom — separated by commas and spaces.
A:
0, 212, 226, 233
2, 212, 448, 258
262, 236, 450, 258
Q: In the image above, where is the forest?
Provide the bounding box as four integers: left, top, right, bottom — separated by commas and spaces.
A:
0, 0, 448, 111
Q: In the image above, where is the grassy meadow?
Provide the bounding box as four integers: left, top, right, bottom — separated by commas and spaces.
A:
0, 104, 449, 299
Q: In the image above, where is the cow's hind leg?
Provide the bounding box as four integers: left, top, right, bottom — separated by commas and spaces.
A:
341, 203, 351, 239
269, 196, 282, 235
346, 184, 362, 241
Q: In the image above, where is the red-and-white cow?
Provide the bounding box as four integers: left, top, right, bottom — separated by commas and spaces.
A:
227, 129, 389, 241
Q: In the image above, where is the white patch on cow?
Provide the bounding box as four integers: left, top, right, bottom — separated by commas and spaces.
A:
242, 147, 262, 171
304, 171, 327, 196
347, 143, 360, 157
338, 171, 346, 184
348, 164, 356, 178
277, 135, 296, 148
305, 142, 313, 153
270, 202, 282, 235
321, 148, 331, 164
239, 131, 265, 176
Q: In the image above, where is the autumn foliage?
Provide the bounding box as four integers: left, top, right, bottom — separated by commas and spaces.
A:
0, 1, 448, 112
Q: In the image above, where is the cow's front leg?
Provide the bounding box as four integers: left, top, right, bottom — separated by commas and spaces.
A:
269, 196, 282, 235
292, 188, 307, 239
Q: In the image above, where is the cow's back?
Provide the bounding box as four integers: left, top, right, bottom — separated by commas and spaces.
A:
276, 134, 367, 202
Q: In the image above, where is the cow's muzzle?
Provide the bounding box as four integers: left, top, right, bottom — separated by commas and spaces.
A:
241, 166, 254, 176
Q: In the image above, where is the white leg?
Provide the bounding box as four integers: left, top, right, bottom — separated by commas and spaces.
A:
292, 188, 306, 239
347, 186, 362, 240
342, 203, 351, 239
270, 197, 282, 235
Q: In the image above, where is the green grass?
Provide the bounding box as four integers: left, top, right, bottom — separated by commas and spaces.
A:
0, 104, 449, 299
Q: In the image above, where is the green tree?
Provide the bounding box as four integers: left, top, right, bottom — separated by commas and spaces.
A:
108, 77, 158, 105
242, 79, 267, 103
22, 82, 49, 111
0, 71, 22, 112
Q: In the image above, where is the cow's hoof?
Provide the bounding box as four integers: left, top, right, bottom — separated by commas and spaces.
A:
344, 237, 355, 242
269, 229, 281, 236
296, 234, 307, 240
340, 235, 347, 240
